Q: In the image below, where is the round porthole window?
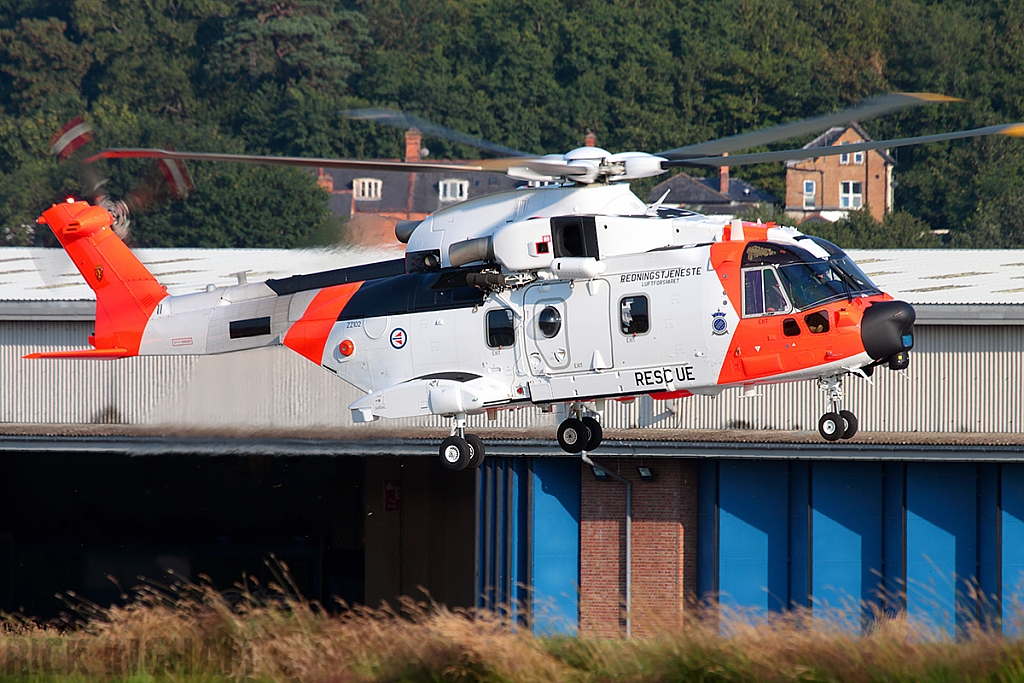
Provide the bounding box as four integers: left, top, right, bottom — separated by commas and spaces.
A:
538, 306, 562, 338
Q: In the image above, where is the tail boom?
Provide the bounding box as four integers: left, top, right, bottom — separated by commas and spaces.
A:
31, 200, 167, 358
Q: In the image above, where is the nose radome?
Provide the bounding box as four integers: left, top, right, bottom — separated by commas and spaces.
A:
861, 300, 916, 361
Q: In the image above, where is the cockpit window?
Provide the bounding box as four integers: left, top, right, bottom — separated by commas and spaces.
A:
744, 238, 879, 311
776, 256, 880, 310
743, 267, 792, 317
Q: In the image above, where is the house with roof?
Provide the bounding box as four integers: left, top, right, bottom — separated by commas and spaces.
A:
315, 130, 523, 246
785, 123, 895, 223
647, 166, 776, 214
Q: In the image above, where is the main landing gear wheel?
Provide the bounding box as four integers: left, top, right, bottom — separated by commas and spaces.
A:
439, 436, 471, 470
818, 412, 844, 442
581, 416, 603, 452
557, 418, 591, 454
839, 410, 858, 439
465, 433, 486, 468
816, 374, 859, 442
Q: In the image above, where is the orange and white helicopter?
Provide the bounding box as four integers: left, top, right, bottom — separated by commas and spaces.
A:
29, 93, 1024, 469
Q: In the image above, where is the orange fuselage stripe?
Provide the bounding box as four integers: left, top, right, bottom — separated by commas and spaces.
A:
283, 283, 363, 364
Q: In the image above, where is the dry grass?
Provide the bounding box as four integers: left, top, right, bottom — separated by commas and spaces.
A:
1, 568, 1023, 683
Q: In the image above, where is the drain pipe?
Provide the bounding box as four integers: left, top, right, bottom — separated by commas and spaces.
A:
581, 452, 632, 637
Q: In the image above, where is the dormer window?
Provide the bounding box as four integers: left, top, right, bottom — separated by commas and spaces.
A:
439, 179, 469, 203
353, 178, 382, 201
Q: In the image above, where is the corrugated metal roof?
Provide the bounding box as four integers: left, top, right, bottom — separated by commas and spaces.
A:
0, 245, 401, 301
846, 249, 1024, 305
1, 246, 1023, 306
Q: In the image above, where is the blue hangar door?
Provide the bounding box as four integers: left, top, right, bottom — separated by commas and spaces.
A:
476, 457, 580, 634
699, 459, 1023, 635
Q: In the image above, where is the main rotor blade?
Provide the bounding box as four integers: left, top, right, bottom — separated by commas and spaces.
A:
664, 122, 1024, 168
342, 108, 532, 158
86, 149, 526, 174
659, 92, 961, 159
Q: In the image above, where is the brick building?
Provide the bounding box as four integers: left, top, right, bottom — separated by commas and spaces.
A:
785, 123, 895, 223
315, 129, 522, 246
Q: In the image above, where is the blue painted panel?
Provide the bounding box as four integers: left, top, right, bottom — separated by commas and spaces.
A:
1002, 465, 1024, 633
811, 462, 883, 630
906, 463, 977, 636
882, 462, 905, 616
697, 459, 718, 602
531, 458, 580, 634
789, 461, 810, 610
718, 461, 789, 615
977, 463, 999, 627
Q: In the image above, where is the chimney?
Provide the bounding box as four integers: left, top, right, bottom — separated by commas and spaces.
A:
719, 152, 729, 195
316, 167, 334, 192
405, 128, 422, 163
584, 130, 596, 147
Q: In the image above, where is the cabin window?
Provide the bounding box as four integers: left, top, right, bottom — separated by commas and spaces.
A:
803, 180, 816, 209
486, 309, 515, 348
783, 318, 801, 337
620, 296, 649, 335
229, 316, 271, 339
538, 306, 562, 338
353, 178, 382, 201
743, 267, 791, 317
804, 311, 830, 334
439, 179, 469, 203
840, 181, 863, 208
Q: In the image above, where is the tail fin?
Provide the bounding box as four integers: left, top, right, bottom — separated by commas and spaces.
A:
28, 200, 167, 358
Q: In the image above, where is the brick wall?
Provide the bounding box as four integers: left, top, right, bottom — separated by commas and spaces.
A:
579, 459, 698, 637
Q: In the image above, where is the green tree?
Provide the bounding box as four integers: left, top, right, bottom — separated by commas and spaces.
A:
129, 163, 334, 248
0, 18, 92, 114
207, 0, 369, 97
801, 207, 941, 249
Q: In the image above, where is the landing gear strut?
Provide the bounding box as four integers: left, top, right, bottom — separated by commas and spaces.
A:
817, 375, 858, 441
557, 403, 603, 453
438, 413, 486, 470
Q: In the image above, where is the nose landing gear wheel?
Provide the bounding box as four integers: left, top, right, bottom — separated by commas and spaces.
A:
839, 410, 858, 439
465, 433, 486, 468
818, 412, 844, 442
439, 436, 471, 470
581, 416, 603, 452
557, 418, 591, 454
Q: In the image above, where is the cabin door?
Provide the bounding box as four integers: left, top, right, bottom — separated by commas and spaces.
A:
524, 280, 613, 376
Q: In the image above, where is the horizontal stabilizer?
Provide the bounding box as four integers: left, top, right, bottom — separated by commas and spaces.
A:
24, 348, 129, 359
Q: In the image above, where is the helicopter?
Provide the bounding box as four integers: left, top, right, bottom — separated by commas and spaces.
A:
28, 93, 1024, 470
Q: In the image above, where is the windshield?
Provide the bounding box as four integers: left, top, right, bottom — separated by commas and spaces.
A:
776, 257, 880, 310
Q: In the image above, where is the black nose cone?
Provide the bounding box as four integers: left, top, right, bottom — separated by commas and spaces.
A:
861, 300, 916, 360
